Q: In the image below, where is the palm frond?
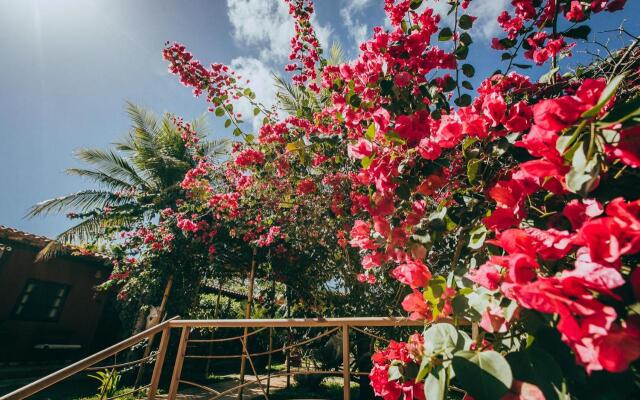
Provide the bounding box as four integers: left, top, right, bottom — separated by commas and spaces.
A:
201, 139, 230, 161
327, 41, 345, 66
126, 102, 159, 148
74, 148, 148, 188
65, 168, 136, 190
26, 190, 134, 217
35, 241, 69, 262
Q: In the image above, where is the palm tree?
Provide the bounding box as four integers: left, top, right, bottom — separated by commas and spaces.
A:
27, 102, 228, 257
274, 41, 345, 119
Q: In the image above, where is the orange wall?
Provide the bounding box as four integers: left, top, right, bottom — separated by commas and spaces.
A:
0, 245, 110, 361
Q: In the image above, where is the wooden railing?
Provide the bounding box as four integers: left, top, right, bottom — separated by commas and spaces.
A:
0, 317, 178, 400
1, 317, 427, 400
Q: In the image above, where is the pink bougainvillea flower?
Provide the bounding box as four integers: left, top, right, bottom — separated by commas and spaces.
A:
392, 259, 432, 289
401, 290, 431, 320
563, 198, 604, 230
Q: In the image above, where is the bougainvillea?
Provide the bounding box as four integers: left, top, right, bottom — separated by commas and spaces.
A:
152, 0, 639, 398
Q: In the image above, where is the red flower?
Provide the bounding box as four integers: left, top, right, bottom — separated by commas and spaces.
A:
532, 96, 586, 131
350, 220, 378, 250
606, 126, 640, 168
595, 318, 640, 372
235, 148, 265, 167
503, 101, 532, 132
566, 1, 586, 21
482, 92, 507, 127
563, 199, 604, 230
348, 138, 374, 160
296, 179, 317, 196
392, 259, 432, 289
480, 303, 508, 333
402, 290, 430, 320
467, 262, 502, 291
394, 71, 412, 87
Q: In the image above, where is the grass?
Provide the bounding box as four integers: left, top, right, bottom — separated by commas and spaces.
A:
268, 378, 359, 400
74, 386, 145, 400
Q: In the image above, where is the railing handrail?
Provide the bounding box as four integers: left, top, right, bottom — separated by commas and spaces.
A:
1, 316, 449, 400
0, 317, 179, 400
167, 316, 431, 328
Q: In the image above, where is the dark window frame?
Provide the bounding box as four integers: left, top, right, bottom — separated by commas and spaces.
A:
11, 279, 71, 322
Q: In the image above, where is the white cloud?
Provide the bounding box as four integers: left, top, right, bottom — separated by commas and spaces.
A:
230, 56, 278, 129
227, 0, 333, 62
425, 0, 509, 41
340, 0, 373, 52
465, 0, 509, 40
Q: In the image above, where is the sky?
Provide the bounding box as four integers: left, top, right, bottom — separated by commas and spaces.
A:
0, 0, 638, 238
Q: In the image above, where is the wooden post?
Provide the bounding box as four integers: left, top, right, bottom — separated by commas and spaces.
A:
147, 327, 171, 400
285, 285, 291, 389
238, 248, 257, 400
266, 327, 273, 395
342, 324, 350, 400
167, 326, 190, 400
205, 280, 224, 378
135, 275, 174, 388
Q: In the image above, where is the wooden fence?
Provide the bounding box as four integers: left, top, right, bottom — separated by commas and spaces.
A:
1, 317, 430, 400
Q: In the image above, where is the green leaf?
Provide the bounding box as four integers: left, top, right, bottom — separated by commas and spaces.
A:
454, 94, 472, 107
224, 119, 232, 128
380, 79, 394, 95
582, 73, 626, 118
245, 134, 254, 143
601, 94, 640, 124
499, 38, 516, 49
462, 64, 475, 78
460, 32, 473, 46
361, 156, 373, 169
459, 14, 474, 30
416, 356, 431, 383
452, 350, 513, 400
253, 107, 261, 116
388, 364, 403, 381
565, 143, 600, 195
365, 123, 376, 140
410, 0, 423, 10
215, 107, 225, 117
349, 94, 362, 108
468, 224, 487, 250
539, 67, 559, 84
423, 323, 459, 357
462, 80, 473, 90
455, 45, 469, 60
513, 63, 532, 69
564, 25, 591, 40
439, 27, 453, 41
232, 128, 242, 136
501, 52, 513, 60
425, 366, 448, 400
467, 159, 481, 183
443, 76, 457, 92
506, 348, 563, 400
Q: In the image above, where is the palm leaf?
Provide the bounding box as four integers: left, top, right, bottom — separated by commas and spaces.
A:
65, 168, 136, 190
74, 148, 148, 188
26, 190, 134, 217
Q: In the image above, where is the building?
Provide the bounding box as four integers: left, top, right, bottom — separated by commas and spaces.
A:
0, 225, 118, 381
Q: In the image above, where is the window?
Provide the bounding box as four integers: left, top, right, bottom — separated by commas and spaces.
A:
12, 279, 70, 322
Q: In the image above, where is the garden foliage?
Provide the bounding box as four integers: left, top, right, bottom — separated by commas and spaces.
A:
108, 0, 639, 398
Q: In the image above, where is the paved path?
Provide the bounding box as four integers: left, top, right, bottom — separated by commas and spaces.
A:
155, 375, 289, 399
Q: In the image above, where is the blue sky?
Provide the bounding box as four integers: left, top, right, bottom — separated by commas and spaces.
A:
0, 0, 637, 238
